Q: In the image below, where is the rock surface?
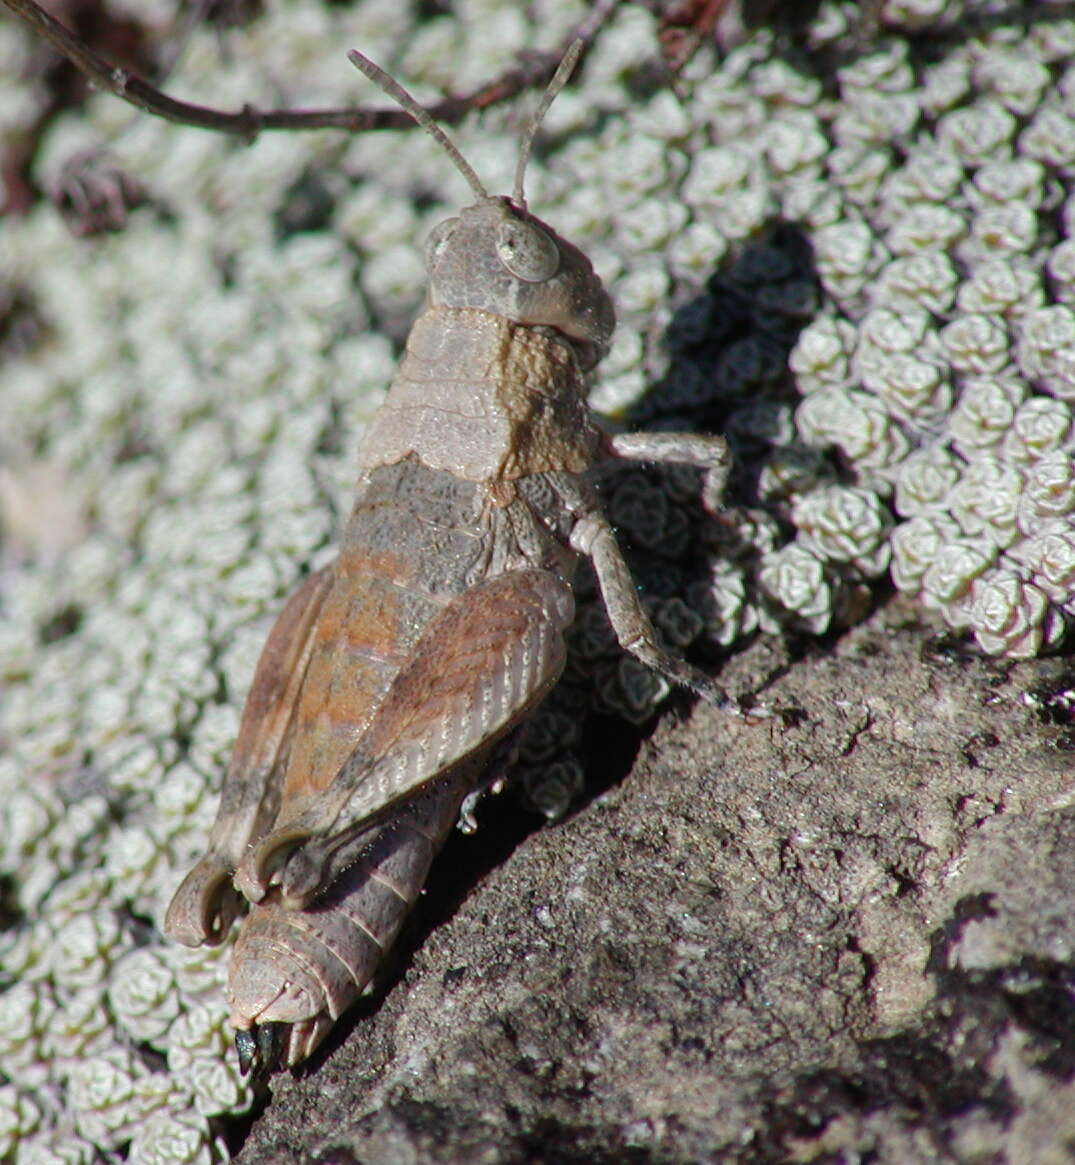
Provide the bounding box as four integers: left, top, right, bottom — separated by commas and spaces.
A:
235, 600, 1075, 1163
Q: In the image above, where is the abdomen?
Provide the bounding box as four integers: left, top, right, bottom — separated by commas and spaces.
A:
227, 460, 493, 1062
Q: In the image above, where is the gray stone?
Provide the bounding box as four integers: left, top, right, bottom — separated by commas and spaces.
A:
236, 599, 1075, 1163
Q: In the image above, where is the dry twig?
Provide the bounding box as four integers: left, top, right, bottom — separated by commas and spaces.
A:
2, 0, 620, 140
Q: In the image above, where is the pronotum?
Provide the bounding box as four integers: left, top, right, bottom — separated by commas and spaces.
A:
165, 41, 741, 1074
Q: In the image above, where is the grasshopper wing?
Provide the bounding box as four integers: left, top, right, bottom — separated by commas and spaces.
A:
165, 565, 335, 946
234, 567, 573, 908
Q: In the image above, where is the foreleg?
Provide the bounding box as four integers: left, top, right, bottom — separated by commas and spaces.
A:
607, 431, 732, 504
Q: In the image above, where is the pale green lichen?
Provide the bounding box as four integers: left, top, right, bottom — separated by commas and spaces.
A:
3, 1, 1075, 1159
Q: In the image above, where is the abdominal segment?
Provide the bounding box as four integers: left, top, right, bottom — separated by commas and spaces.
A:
228, 761, 479, 1070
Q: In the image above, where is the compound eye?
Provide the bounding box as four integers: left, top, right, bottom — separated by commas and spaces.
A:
425, 218, 459, 268
495, 219, 560, 283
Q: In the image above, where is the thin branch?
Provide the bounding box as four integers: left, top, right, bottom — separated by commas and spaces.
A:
658, 0, 736, 72
2, 0, 622, 140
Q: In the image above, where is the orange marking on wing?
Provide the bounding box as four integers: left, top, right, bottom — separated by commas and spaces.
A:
277, 564, 441, 804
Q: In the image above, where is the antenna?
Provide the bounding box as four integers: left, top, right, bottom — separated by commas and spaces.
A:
512, 39, 583, 210
347, 49, 489, 203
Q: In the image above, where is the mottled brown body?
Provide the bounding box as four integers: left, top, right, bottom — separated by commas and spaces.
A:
165, 46, 735, 1073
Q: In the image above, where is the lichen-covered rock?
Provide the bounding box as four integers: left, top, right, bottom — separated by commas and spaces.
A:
232, 610, 1075, 1164
4, 0, 1075, 1159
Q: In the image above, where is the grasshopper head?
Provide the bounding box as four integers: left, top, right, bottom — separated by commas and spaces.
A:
348, 42, 613, 368
424, 196, 614, 368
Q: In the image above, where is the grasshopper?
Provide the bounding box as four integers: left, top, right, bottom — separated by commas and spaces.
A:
164, 42, 737, 1074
